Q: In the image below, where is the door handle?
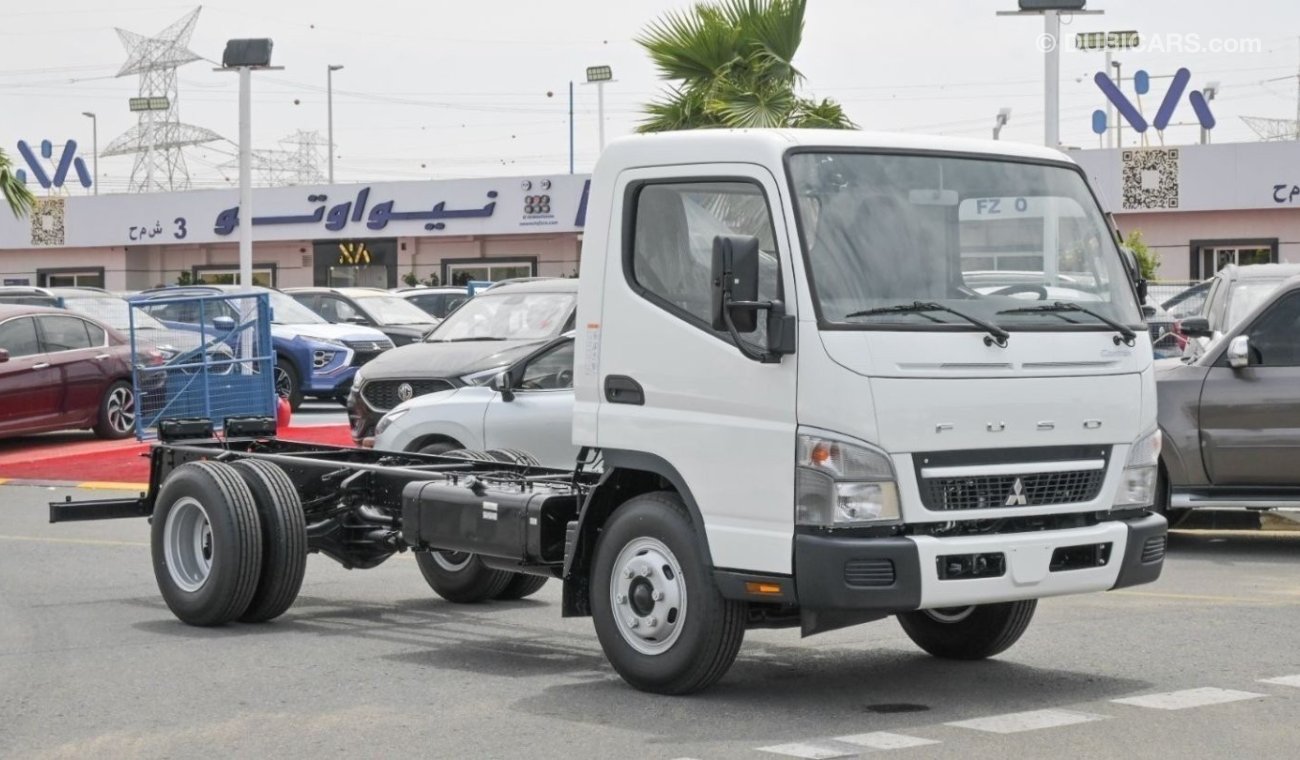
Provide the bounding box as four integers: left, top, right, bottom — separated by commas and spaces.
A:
604, 375, 644, 406
31, 362, 50, 370
95, 354, 111, 360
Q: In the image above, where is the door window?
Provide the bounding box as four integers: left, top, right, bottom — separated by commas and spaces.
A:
37, 316, 93, 352
517, 341, 575, 391
1245, 292, 1300, 366
0, 317, 40, 357
628, 181, 779, 339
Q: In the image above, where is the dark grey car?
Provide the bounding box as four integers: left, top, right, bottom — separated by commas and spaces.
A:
1156, 275, 1300, 523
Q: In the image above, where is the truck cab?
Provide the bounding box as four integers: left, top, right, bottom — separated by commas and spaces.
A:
571, 130, 1165, 691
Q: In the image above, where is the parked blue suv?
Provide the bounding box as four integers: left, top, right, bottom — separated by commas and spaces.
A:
130, 285, 393, 409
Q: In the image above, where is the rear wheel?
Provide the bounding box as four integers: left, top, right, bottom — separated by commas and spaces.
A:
896, 601, 1036, 660
151, 461, 263, 626
274, 358, 303, 411
230, 460, 307, 623
414, 550, 513, 603
590, 492, 745, 695
494, 573, 549, 600
93, 381, 136, 439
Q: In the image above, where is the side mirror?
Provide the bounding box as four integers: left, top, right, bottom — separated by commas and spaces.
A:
491, 370, 515, 402
211, 315, 237, 333
711, 234, 760, 333
1227, 335, 1250, 369
1119, 245, 1149, 303
1141, 304, 1157, 319
1181, 316, 1212, 339
345, 315, 370, 325
0, 348, 9, 363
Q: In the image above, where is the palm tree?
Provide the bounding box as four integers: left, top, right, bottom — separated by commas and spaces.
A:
636, 0, 855, 132
0, 147, 34, 218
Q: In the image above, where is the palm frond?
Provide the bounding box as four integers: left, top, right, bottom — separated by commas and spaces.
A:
0, 148, 34, 219
636, 6, 740, 83
790, 97, 858, 130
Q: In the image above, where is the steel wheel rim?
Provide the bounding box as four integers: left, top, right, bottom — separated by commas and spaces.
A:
431, 550, 472, 572
924, 606, 976, 624
274, 366, 292, 398
106, 386, 135, 434
609, 537, 687, 656
164, 496, 213, 592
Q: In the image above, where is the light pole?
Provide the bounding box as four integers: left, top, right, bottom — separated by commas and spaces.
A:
1200, 81, 1219, 144
993, 108, 1012, 140
217, 38, 281, 288
998, 2, 1103, 148
81, 111, 97, 195
1111, 59, 1123, 148
327, 64, 343, 183
585, 65, 613, 153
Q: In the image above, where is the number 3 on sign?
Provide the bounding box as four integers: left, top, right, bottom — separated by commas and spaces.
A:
173, 217, 188, 239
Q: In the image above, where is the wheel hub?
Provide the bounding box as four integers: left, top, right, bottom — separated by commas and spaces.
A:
163, 496, 214, 593
610, 538, 686, 655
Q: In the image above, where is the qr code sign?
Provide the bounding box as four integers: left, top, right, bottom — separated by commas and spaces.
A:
30, 197, 66, 246
1121, 148, 1179, 210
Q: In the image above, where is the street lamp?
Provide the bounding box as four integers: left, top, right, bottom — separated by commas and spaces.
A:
216, 38, 282, 288
327, 64, 343, 183
81, 111, 97, 195
993, 108, 1012, 140
998, 1, 1103, 148
585, 65, 613, 152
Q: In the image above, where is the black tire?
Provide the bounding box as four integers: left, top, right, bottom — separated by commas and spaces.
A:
414, 550, 513, 603
93, 380, 136, 439
590, 491, 745, 695
415, 440, 464, 456
896, 600, 1037, 660
494, 573, 549, 600
231, 460, 308, 623
274, 357, 303, 411
440, 448, 497, 463
1154, 468, 1191, 528
150, 461, 263, 626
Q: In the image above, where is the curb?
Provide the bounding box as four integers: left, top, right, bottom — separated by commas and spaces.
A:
0, 478, 147, 491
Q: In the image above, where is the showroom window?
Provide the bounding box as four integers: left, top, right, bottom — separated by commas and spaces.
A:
37, 269, 105, 288
443, 259, 537, 286
192, 266, 277, 287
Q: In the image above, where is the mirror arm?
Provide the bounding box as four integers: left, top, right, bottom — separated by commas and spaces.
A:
722, 299, 792, 364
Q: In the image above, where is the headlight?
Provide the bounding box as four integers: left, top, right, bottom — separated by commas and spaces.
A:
795, 433, 900, 527
460, 366, 506, 386
374, 408, 409, 436
1114, 428, 1161, 509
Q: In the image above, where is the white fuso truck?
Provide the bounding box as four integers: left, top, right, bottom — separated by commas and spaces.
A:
54, 129, 1167, 695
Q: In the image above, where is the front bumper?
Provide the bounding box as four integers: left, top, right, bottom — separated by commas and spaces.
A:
794, 513, 1166, 612
302, 364, 357, 395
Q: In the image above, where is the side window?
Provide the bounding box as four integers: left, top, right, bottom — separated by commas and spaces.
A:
517, 341, 575, 391
38, 315, 93, 352
84, 322, 106, 346
0, 317, 41, 357
1246, 292, 1300, 367
328, 297, 361, 323
629, 181, 780, 338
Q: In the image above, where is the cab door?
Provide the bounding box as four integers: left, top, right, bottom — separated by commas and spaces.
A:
1198, 289, 1300, 485
593, 166, 799, 575
0, 316, 61, 434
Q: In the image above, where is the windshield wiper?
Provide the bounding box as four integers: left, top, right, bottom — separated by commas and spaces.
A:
438, 336, 508, 343
845, 301, 1010, 347
998, 302, 1136, 346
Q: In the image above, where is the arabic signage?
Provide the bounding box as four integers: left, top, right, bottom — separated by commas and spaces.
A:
0, 174, 590, 249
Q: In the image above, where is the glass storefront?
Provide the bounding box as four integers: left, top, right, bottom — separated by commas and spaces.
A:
313, 238, 397, 288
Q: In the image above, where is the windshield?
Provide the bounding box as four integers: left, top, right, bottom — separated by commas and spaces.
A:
1227, 280, 1285, 328
267, 291, 328, 324
788, 152, 1141, 330
427, 291, 574, 342
63, 295, 168, 331
355, 294, 437, 325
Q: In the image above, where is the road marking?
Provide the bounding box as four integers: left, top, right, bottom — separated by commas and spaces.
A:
1112, 687, 1265, 710
946, 709, 1104, 734
757, 742, 854, 759
1260, 675, 1300, 688
835, 731, 940, 749
0, 534, 149, 548
76, 481, 148, 491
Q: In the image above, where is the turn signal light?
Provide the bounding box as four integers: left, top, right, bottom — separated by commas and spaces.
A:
745, 581, 783, 596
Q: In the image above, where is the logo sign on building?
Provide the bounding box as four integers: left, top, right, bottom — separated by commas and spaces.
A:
128, 96, 171, 112
1075, 30, 1140, 51
1091, 67, 1216, 136
14, 139, 92, 190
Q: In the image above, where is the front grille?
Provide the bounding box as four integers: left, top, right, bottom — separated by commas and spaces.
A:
361, 378, 453, 410
922, 469, 1105, 511
1141, 535, 1167, 563
844, 559, 895, 587
344, 338, 394, 367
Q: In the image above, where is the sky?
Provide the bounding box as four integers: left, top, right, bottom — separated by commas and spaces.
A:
3, 0, 1299, 193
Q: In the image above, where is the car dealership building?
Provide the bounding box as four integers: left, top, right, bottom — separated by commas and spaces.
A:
0, 173, 589, 291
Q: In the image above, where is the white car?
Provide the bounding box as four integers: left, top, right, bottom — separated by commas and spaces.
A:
371, 335, 576, 469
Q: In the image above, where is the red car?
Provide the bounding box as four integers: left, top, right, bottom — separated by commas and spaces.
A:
0, 304, 140, 439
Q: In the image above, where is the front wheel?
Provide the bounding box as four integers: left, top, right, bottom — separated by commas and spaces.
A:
93, 380, 136, 439
274, 359, 303, 411
896, 600, 1037, 660
590, 491, 745, 695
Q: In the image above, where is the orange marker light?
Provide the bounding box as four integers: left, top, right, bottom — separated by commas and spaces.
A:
745, 581, 783, 595
810, 443, 833, 466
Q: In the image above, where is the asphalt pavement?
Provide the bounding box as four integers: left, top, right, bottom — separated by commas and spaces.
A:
2, 484, 1298, 760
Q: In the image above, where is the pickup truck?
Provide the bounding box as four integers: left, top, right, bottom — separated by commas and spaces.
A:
1157, 274, 1300, 522
53, 129, 1167, 695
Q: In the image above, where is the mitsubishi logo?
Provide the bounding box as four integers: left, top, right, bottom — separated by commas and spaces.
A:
1005, 478, 1028, 507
